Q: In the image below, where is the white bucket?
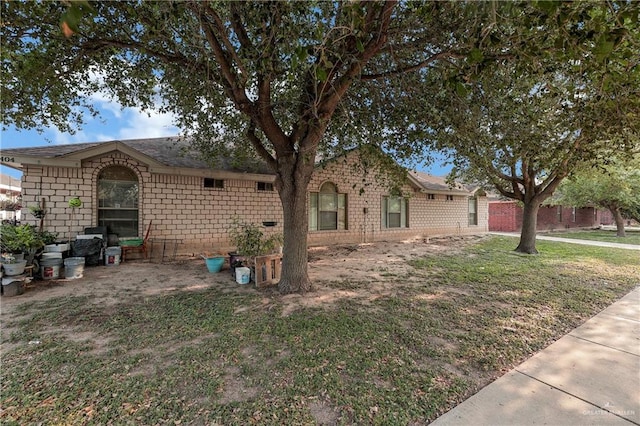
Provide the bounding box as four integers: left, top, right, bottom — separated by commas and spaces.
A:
64, 257, 85, 279
42, 252, 63, 260
2, 260, 27, 276
105, 247, 121, 266
235, 266, 251, 285
40, 258, 63, 280
44, 243, 70, 253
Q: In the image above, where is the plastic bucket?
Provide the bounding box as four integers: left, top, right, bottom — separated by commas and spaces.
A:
235, 266, 250, 285
64, 257, 85, 279
205, 257, 225, 273
44, 243, 70, 253
42, 252, 63, 260
2, 260, 27, 276
40, 258, 63, 280
105, 247, 121, 266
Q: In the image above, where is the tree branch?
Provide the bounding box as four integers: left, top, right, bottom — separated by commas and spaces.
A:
188, 3, 252, 114
361, 51, 464, 80
246, 121, 277, 171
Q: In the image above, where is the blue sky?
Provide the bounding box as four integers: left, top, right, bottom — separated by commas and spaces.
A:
1, 99, 180, 179
1, 100, 451, 179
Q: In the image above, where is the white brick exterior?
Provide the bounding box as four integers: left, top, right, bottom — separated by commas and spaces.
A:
17, 149, 487, 256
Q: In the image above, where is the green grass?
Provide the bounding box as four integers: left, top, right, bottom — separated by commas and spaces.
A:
2, 236, 638, 425
547, 229, 640, 245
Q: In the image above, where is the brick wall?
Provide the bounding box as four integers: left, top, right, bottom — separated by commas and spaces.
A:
489, 201, 600, 232
20, 151, 488, 256
488, 201, 520, 232
308, 155, 488, 245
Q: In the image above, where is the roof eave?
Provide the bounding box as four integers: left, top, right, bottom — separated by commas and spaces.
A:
0, 154, 81, 170
64, 141, 166, 168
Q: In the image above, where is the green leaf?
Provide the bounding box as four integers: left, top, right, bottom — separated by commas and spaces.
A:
469, 48, 484, 64
535, 0, 558, 14
316, 67, 328, 82
455, 82, 468, 97
593, 37, 614, 61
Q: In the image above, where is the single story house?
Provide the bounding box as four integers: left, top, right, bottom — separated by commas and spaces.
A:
1, 137, 488, 256
488, 199, 613, 232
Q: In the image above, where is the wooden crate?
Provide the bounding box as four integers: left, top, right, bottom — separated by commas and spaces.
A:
254, 254, 283, 288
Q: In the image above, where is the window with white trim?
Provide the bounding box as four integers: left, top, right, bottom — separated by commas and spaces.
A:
309, 182, 347, 231
382, 196, 408, 228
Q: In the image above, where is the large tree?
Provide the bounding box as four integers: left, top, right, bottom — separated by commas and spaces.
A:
3, 1, 494, 293
557, 156, 640, 237
389, 1, 640, 254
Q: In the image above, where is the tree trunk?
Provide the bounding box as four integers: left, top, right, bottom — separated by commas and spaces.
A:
515, 201, 540, 254
275, 155, 314, 294
611, 206, 626, 237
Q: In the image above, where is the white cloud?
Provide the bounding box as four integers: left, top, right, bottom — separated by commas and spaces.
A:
117, 107, 179, 140
46, 103, 179, 145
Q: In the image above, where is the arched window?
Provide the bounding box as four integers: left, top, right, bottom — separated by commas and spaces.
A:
97, 166, 139, 237
309, 182, 347, 231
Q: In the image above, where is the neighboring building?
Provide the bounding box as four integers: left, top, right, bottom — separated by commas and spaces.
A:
1, 137, 488, 255
488, 199, 613, 232
0, 173, 22, 223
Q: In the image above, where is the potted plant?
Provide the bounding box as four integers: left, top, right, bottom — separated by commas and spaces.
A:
29, 205, 47, 219
1, 224, 45, 265
1, 224, 24, 258
1, 224, 44, 275
1, 253, 28, 276
227, 218, 283, 281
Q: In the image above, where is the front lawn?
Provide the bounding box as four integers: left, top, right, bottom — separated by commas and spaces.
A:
1, 236, 638, 425
548, 229, 640, 245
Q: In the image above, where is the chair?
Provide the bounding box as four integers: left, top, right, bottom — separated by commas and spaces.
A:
121, 221, 152, 262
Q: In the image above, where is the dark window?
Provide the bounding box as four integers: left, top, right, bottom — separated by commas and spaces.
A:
446, 195, 454, 201
427, 193, 435, 200
257, 181, 274, 191
204, 178, 224, 189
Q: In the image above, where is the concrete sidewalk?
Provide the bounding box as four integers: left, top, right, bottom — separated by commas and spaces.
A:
490, 232, 640, 251
431, 287, 640, 425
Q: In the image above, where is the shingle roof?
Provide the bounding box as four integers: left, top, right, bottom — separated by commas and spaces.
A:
409, 170, 478, 194
1, 137, 274, 175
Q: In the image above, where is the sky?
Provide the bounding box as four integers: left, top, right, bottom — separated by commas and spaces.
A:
0, 100, 452, 179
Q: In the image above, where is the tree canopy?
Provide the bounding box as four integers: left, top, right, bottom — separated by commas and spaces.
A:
557, 155, 640, 237
385, 1, 640, 253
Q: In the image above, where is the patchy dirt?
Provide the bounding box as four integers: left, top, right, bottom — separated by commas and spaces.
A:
0, 235, 486, 344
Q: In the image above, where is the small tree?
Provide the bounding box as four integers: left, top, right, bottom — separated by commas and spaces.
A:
558, 157, 640, 237
228, 218, 282, 272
